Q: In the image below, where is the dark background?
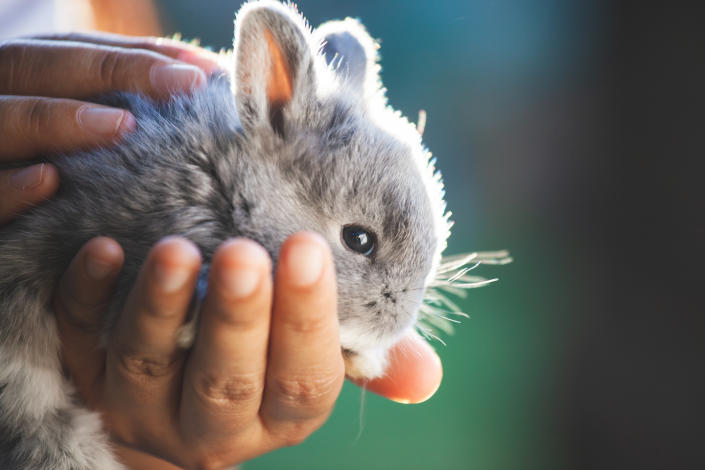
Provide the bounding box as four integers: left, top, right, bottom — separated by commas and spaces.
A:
153, 1, 704, 469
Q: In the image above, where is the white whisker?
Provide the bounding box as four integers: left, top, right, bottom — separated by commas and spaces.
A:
443, 278, 498, 289
420, 303, 469, 318
444, 263, 480, 282
416, 325, 447, 346
428, 285, 469, 298
416, 249, 510, 339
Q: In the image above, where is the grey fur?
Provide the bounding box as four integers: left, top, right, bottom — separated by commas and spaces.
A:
0, 1, 450, 467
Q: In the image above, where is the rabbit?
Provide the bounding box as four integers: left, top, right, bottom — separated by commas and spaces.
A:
0, 1, 508, 468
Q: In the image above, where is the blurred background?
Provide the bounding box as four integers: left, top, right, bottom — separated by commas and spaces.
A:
2, 0, 703, 469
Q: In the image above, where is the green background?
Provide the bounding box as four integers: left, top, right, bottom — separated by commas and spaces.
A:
156, 1, 599, 468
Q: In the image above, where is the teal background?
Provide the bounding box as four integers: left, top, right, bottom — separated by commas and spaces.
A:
156, 1, 602, 468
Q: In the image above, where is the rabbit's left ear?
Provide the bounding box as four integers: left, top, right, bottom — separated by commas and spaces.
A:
233, 0, 316, 136
313, 18, 381, 103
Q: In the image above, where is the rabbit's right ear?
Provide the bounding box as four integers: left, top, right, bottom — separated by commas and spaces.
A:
313, 18, 382, 103
233, 1, 317, 135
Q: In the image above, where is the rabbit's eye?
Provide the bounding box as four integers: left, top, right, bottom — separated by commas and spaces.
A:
342, 225, 376, 257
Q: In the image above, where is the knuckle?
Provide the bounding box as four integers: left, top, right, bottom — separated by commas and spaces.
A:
94, 49, 124, 89
281, 313, 330, 336
0, 40, 23, 61
271, 372, 341, 413
0, 40, 35, 92
142, 296, 182, 321
207, 301, 262, 331
0, 40, 19, 66
54, 287, 105, 334
9, 99, 52, 142
24, 99, 51, 138
192, 371, 263, 409
116, 350, 180, 379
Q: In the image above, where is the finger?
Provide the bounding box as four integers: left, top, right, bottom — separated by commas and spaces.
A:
261, 233, 344, 438
34, 32, 223, 75
106, 237, 201, 408
0, 39, 207, 101
0, 163, 59, 223
181, 239, 272, 441
351, 331, 443, 404
0, 96, 136, 160
53, 237, 124, 399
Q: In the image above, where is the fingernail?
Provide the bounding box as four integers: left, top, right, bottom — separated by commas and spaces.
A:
10, 164, 45, 190
176, 50, 223, 75
121, 112, 137, 133
84, 255, 114, 280
154, 263, 192, 293
221, 264, 260, 299
77, 106, 132, 137
286, 238, 325, 287
219, 240, 267, 298
150, 63, 206, 94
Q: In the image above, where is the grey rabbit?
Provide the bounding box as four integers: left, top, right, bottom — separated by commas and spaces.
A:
0, 1, 508, 468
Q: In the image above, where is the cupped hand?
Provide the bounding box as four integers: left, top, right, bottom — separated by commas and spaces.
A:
0, 32, 220, 224
53, 233, 442, 469
55, 233, 342, 469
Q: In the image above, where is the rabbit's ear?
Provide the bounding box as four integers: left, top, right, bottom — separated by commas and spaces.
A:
233, 1, 316, 136
314, 18, 381, 102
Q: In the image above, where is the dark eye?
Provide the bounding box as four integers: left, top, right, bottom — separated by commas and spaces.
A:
341, 225, 376, 257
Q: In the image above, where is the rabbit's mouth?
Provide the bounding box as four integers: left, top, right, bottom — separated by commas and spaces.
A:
340, 345, 390, 380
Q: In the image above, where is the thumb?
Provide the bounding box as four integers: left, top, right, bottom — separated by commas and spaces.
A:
351, 331, 443, 404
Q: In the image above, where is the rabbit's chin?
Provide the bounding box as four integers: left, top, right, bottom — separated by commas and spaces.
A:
342, 348, 389, 380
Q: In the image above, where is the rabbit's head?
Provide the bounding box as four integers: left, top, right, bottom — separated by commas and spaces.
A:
229, 1, 451, 378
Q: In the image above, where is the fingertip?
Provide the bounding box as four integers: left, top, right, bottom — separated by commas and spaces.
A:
175, 50, 224, 75
42, 161, 60, 188
34, 163, 60, 201
76, 105, 139, 141
149, 62, 207, 97
215, 239, 270, 300
284, 231, 330, 250
82, 237, 124, 281
357, 332, 443, 404
279, 232, 332, 289
1, 164, 60, 224
212, 238, 271, 299
55, 237, 124, 332
401, 333, 443, 404
119, 111, 137, 135
150, 236, 202, 294
215, 238, 271, 268
152, 236, 202, 265
10, 163, 58, 195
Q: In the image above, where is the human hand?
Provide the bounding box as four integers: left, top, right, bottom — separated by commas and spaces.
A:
53, 233, 442, 469
0, 32, 219, 224
55, 233, 343, 469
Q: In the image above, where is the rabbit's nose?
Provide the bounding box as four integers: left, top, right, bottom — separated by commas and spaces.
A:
382, 290, 397, 304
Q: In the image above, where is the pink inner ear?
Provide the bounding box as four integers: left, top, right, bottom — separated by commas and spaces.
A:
264, 29, 293, 106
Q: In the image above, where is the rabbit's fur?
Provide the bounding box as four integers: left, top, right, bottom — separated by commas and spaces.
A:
0, 1, 450, 467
